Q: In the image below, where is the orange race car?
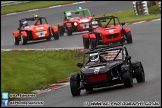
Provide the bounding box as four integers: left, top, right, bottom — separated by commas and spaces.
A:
13, 14, 59, 45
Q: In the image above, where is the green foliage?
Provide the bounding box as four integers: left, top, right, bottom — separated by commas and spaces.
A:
148, 5, 161, 14
95, 9, 160, 25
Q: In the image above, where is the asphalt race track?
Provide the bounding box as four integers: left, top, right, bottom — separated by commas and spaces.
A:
1, 1, 161, 107
1, 1, 134, 49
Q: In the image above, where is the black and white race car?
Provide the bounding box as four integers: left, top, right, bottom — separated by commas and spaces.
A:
70, 44, 145, 96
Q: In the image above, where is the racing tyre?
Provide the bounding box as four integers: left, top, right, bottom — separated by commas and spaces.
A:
122, 67, 133, 87
14, 37, 19, 45
66, 27, 72, 36
126, 32, 132, 44
58, 26, 64, 36
21, 35, 27, 45
90, 38, 97, 49
53, 32, 59, 40
83, 38, 89, 49
70, 72, 81, 96
134, 62, 145, 83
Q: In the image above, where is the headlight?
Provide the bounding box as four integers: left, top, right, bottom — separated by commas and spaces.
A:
74, 22, 77, 26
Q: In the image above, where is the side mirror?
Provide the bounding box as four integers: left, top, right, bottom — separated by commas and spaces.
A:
121, 22, 125, 26
77, 62, 83, 68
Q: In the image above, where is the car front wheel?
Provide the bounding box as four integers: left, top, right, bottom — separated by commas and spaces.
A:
70, 72, 81, 96
126, 32, 132, 43
58, 26, 64, 36
66, 27, 72, 36
90, 38, 97, 49
134, 62, 145, 83
122, 68, 133, 87
53, 31, 59, 40
83, 38, 89, 49
14, 37, 19, 45
21, 35, 27, 45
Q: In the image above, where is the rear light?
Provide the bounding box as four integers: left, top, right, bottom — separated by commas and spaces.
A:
88, 73, 108, 82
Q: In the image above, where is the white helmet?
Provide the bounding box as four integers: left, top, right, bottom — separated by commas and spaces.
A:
67, 12, 72, 17
22, 21, 28, 25
89, 53, 99, 62
91, 21, 98, 28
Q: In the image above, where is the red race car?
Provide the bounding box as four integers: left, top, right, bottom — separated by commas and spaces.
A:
58, 7, 93, 36
82, 15, 133, 49
13, 14, 59, 45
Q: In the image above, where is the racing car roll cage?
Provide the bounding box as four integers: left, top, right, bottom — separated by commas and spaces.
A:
63, 8, 92, 20
18, 16, 49, 30
77, 43, 131, 68
88, 15, 126, 32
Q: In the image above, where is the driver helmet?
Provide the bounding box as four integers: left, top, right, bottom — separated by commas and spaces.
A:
66, 12, 72, 19
89, 53, 99, 62
22, 21, 28, 26
91, 20, 98, 28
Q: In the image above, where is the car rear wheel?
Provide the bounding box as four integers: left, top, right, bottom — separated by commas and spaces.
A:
70, 72, 81, 96
90, 38, 97, 49
122, 68, 133, 87
58, 26, 64, 36
66, 27, 72, 36
83, 38, 89, 49
21, 35, 27, 45
126, 32, 132, 43
14, 37, 19, 45
134, 62, 145, 83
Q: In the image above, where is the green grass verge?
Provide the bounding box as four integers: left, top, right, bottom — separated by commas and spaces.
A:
1, 1, 78, 15
95, 5, 161, 25
1, 50, 83, 95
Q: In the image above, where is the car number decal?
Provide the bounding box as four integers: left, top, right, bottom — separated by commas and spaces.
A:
89, 66, 105, 74
109, 30, 114, 34
36, 31, 47, 37
94, 67, 100, 74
